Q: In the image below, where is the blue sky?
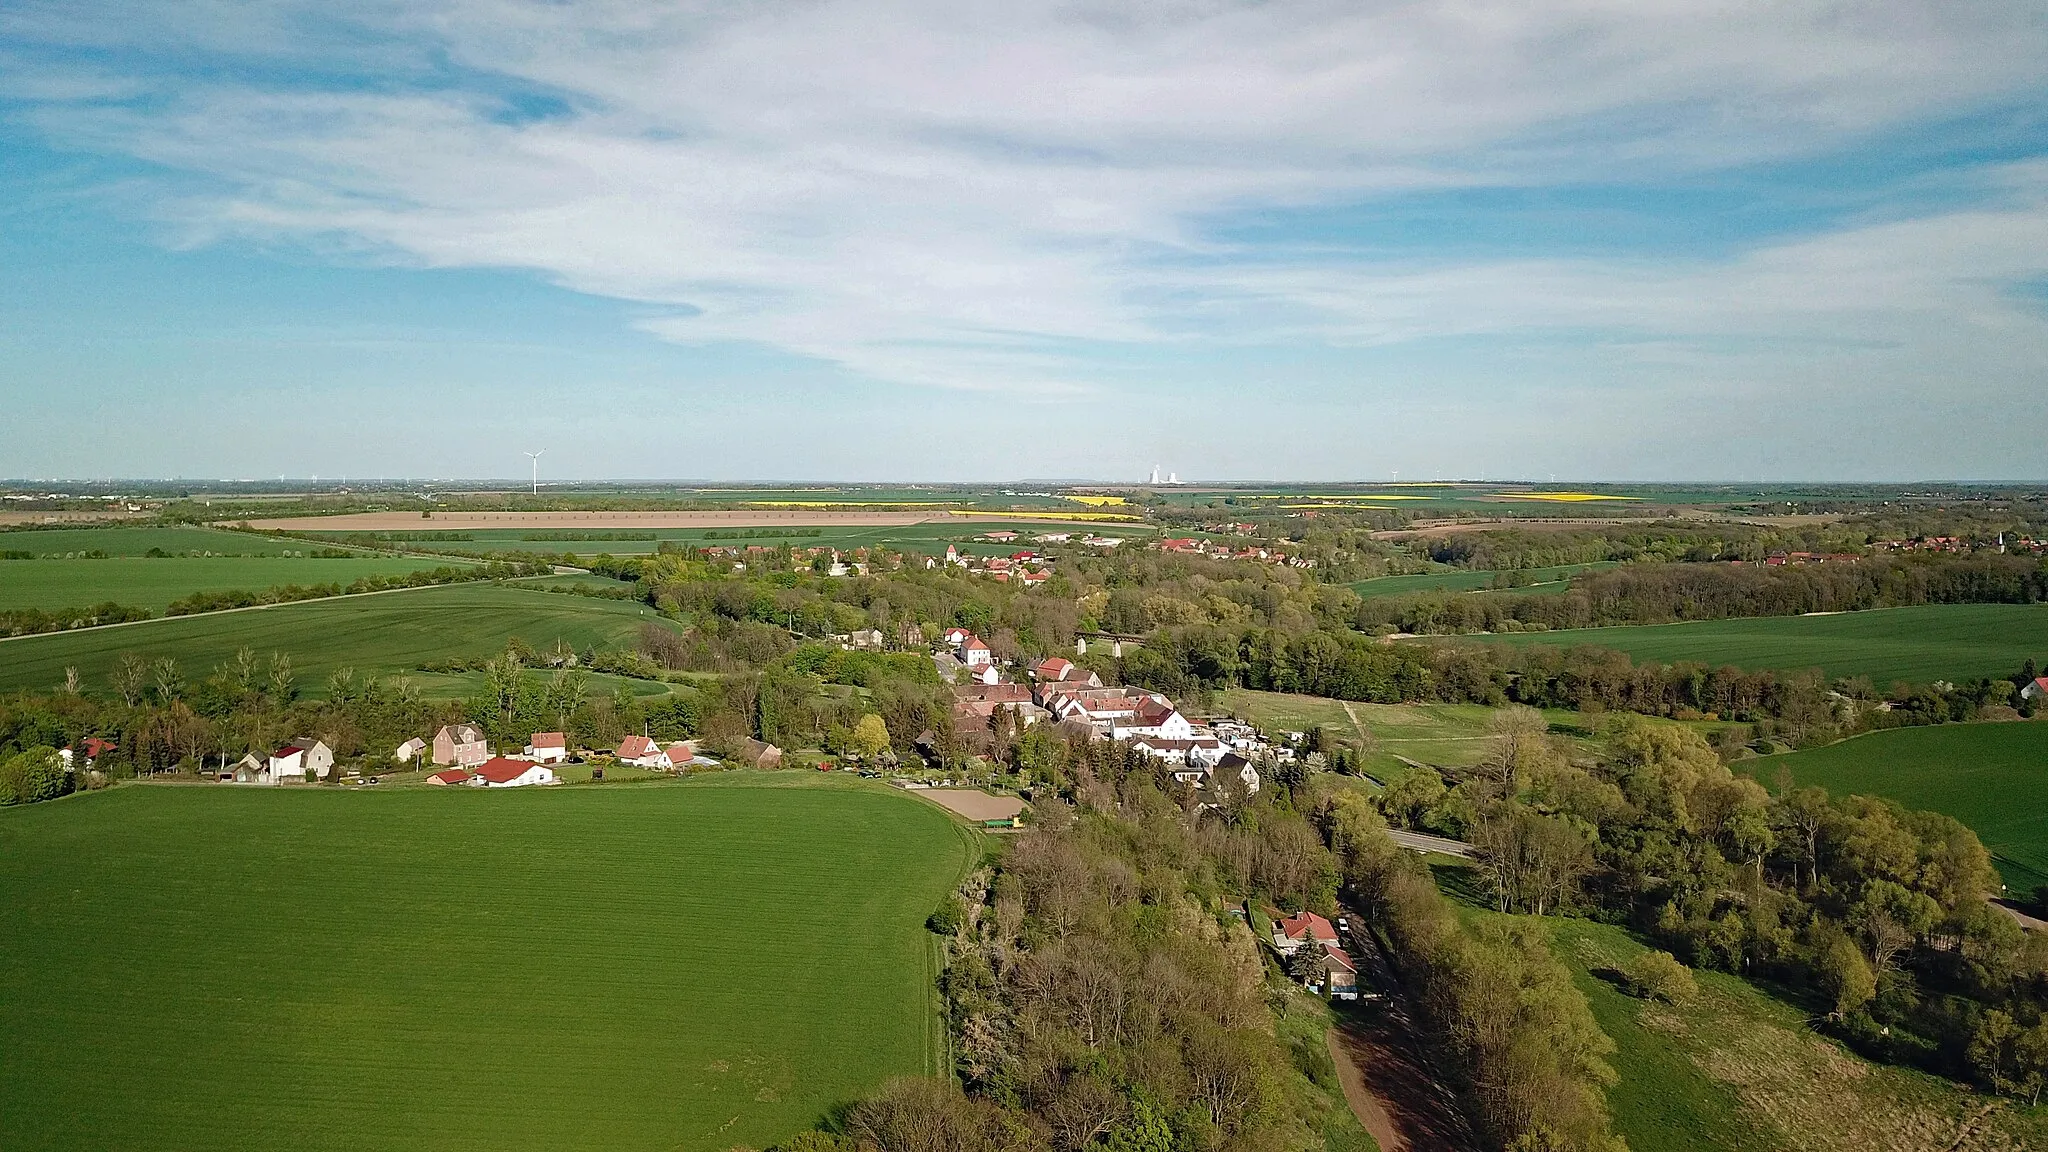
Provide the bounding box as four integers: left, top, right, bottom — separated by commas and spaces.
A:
3, 1, 2047, 482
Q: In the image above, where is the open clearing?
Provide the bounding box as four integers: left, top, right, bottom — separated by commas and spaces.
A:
0, 555, 462, 612
1217, 689, 1614, 779
1752, 721, 2048, 889
1461, 604, 2048, 685
0, 778, 976, 1152
0, 581, 662, 696
1538, 915, 2048, 1151
914, 788, 1026, 821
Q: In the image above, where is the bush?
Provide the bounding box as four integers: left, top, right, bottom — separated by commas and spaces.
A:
1622, 950, 1698, 1004
926, 895, 965, 936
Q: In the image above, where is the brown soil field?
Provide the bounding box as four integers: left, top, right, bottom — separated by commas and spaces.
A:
231, 510, 949, 531
913, 789, 1026, 821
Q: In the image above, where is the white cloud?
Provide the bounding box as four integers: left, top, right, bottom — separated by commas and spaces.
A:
5, 0, 2048, 410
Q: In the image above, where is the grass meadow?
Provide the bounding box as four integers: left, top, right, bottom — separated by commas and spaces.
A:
318, 519, 1151, 559
1539, 916, 2048, 1152
1752, 721, 2048, 889
1464, 604, 2048, 685
0, 581, 662, 696
0, 777, 978, 1152
0, 555, 463, 612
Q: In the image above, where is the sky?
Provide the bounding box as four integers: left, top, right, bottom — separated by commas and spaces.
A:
2, 1, 2047, 483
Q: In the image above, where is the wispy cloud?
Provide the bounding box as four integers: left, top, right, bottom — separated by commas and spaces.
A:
5, 0, 2048, 413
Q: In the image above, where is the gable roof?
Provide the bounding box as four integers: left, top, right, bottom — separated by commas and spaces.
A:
437, 723, 485, 744
617, 735, 656, 758
427, 769, 472, 785
1034, 657, 1074, 680
273, 745, 304, 759
473, 758, 539, 784
663, 743, 694, 764
530, 731, 566, 748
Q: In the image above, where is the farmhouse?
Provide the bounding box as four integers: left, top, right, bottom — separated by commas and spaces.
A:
267, 739, 334, 783
394, 737, 429, 765
471, 758, 557, 787
525, 732, 568, 764
432, 723, 490, 767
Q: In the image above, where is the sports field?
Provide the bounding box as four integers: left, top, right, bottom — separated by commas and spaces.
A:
0, 581, 661, 696
0, 555, 461, 612
1347, 561, 1618, 599
1753, 721, 2048, 888
1465, 604, 2048, 685
0, 778, 977, 1152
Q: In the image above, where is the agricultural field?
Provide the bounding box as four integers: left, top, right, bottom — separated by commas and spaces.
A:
0, 555, 464, 612
1752, 721, 2048, 889
0, 581, 662, 697
1347, 561, 1620, 599
311, 519, 1150, 559
1540, 916, 2048, 1151
0, 525, 312, 557
1463, 604, 2048, 685
0, 777, 978, 1152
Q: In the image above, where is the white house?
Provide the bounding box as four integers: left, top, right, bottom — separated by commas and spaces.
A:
394, 737, 429, 765
1112, 696, 1194, 741
471, 758, 557, 787
2022, 677, 2048, 702
268, 739, 334, 783
616, 735, 666, 768
959, 635, 993, 669
525, 732, 568, 764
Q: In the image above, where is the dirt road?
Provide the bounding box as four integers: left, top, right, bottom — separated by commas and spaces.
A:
1325, 919, 1483, 1152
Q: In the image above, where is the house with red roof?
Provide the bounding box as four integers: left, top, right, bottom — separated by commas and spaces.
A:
426, 768, 473, 786
471, 757, 557, 787
267, 739, 334, 783
1272, 911, 1339, 955
524, 732, 568, 764
959, 635, 992, 669
2022, 677, 2048, 703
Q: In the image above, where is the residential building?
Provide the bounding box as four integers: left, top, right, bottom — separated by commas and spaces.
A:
1272, 911, 1339, 955
735, 738, 784, 769
394, 737, 428, 765
525, 732, 569, 764
471, 758, 557, 787
432, 724, 489, 767
2022, 677, 2048, 702
960, 635, 993, 668
268, 739, 334, 783
426, 768, 473, 786
616, 735, 668, 768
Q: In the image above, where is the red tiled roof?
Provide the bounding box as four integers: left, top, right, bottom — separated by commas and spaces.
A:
1278, 911, 1338, 943
531, 731, 566, 748
273, 745, 304, 758
1035, 657, 1073, 679
961, 637, 989, 651
473, 758, 537, 784
617, 735, 656, 758
427, 769, 472, 785
664, 743, 693, 764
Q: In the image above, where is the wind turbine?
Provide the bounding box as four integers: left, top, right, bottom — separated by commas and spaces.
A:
524, 450, 546, 496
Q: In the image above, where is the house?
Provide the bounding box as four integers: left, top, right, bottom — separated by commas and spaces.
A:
230, 752, 267, 784
1019, 570, 1052, 587
662, 742, 694, 769
617, 735, 667, 768
845, 628, 886, 651
432, 723, 489, 767
471, 757, 557, 787
394, 737, 429, 765
1130, 734, 1225, 767
426, 768, 474, 786
942, 626, 973, 646
1214, 751, 1263, 795
268, 739, 334, 783
1272, 911, 1339, 955
60, 736, 118, 771
525, 732, 568, 764
1318, 945, 1360, 999
1116, 697, 1193, 741
736, 738, 784, 769
959, 635, 992, 669
2022, 677, 2048, 702
971, 663, 1001, 686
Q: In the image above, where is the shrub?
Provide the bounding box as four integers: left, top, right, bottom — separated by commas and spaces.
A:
1622, 950, 1698, 1004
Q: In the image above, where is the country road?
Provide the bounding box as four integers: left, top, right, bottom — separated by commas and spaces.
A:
1325, 911, 1483, 1152
1386, 828, 1476, 859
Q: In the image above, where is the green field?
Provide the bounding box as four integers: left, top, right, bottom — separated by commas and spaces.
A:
0, 525, 313, 557
1464, 604, 2048, 685
1536, 916, 2047, 1151
0, 581, 663, 696
0, 556, 464, 612
320, 519, 1149, 559
1347, 562, 1619, 599
1753, 721, 2048, 889
0, 778, 976, 1152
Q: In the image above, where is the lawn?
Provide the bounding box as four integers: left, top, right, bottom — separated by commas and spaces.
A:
1534, 915, 2048, 1151
0, 525, 311, 557
0, 581, 664, 697
0, 555, 464, 612
0, 777, 978, 1152
1461, 604, 2048, 685
1751, 721, 2048, 889
1347, 562, 1619, 599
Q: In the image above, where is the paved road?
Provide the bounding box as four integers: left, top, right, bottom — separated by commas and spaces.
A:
1387, 829, 1475, 859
